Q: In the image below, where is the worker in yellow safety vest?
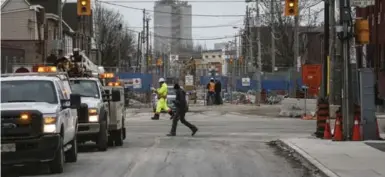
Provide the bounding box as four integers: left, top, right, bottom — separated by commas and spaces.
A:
151, 78, 174, 120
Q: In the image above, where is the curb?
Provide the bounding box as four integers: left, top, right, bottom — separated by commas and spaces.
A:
274, 139, 340, 177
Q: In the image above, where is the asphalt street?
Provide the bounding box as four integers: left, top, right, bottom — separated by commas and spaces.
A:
9, 107, 317, 177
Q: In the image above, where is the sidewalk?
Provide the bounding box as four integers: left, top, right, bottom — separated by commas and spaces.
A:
278, 137, 385, 177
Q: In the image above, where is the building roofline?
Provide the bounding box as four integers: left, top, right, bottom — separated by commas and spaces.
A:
1, 0, 31, 10
45, 13, 75, 33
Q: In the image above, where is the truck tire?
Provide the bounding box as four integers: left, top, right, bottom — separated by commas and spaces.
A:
114, 129, 124, 146
49, 136, 64, 174
97, 121, 108, 151
122, 116, 126, 140
65, 132, 78, 163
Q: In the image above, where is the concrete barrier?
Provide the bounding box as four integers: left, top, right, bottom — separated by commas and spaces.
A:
279, 98, 317, 117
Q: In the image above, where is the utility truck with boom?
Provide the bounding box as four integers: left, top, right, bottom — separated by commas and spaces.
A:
55, 48, 125, 151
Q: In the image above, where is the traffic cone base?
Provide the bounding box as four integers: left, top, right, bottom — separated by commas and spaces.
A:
323, 118, 332, 139
352, 116, 361, 141
333, 118, 343, 141
302, 114, 315, 120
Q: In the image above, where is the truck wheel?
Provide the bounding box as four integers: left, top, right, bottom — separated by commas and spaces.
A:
122, 127, 126, 140
114, 129, 124, 146
108, 135, 114, 147
97, 121, 108, 151
122, 116, 126, 140
49, 136, 64, 174
65, 133, 78, 163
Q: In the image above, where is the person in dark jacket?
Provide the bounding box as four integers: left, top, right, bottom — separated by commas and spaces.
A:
167, 83, 198, 136
214, 80, 222, 105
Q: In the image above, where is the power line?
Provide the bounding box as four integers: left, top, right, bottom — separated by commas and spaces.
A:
99, 1, 245, 17
130, 23, 243, 28
100, 0, 248, 2
99, 1, 323, 17
125, 28, 241, 40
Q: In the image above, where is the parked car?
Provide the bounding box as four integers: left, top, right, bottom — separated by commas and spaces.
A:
152, 86, 189, 113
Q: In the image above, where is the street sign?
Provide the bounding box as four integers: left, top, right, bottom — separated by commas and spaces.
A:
241, 77, 250, 86
121, 79, 133, 88
185, 75, 194, 86
133, 78, 142, 89
351, 0, 374, 7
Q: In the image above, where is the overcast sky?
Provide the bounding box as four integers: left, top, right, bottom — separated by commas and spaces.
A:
1, 0, 324, 49
95, 0, 248, 49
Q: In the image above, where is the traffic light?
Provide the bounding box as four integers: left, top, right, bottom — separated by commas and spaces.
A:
77, 0, 91, 16
285, 0, 298, 16
355, 19, 369, 44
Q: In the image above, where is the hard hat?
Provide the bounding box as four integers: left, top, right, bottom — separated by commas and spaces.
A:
210, 77, 214, 80
158, 78, 165, 82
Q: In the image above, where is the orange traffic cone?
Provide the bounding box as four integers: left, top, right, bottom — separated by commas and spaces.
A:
333, 115, 343, 141
323, 118, 332, 139
352, 115, 361, 141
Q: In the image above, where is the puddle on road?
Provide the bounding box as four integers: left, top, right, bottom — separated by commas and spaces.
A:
365, 142, 385, 152
267, 141, 328, 177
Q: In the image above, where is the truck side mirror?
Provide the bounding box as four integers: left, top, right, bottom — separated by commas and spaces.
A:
111, 89, 121, 102
70, 93, 81, 108
102, 90, 111, 102
77, 103, 89, 120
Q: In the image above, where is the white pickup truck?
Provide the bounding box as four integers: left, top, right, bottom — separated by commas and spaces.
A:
1, 72, 82, 174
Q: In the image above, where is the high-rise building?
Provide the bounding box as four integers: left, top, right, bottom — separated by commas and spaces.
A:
153, 0, 193, 56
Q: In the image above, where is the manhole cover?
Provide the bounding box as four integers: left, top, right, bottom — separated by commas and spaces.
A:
365, 142, 385, 152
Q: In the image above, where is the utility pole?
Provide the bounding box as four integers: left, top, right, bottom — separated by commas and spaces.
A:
245, 6, 250, 76
256, 0, 262, 106
146, 18, 150, 73
291, 13, 300, 97
329, 0, 336, 104
136, 32, 141, 73
321, 0, 330, 98
270, 0, 276, 73
58, 0, 67, 57
339, 0, 353, 140
141, 9, 146, 73
250, 0, 262, 106
248, 6, 253, 74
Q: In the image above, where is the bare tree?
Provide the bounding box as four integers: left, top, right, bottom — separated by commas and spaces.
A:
94, 5, 136, 67
258, 0, 323, 69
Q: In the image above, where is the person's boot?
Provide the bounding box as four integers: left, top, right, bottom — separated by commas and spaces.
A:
191, 127, 198, 136
151, 114, 159, 120
166, 132, 176, 136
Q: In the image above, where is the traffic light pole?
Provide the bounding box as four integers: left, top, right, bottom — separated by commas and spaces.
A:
321, 0, 330, 98
339, 0, 353, 140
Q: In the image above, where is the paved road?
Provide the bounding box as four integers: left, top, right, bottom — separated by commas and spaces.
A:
11, 109, 317, 177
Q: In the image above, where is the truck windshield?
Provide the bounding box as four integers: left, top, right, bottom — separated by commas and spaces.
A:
70, 80, 100, 98
1, 80, 58, 104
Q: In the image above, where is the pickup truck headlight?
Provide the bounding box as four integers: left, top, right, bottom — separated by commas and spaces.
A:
88, 108, 98, 122
43, 115, 57, 133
